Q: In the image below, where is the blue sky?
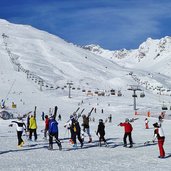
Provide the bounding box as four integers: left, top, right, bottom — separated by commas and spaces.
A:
0, 0, 171, 50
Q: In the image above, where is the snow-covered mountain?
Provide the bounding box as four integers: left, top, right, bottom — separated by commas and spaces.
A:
0, 19, 136, 92
83, 37, 171, 74
1, 19, 171, 171
1, 18, 171, 108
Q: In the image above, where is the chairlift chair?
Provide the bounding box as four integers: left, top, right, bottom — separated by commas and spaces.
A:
140, 92, 145, 98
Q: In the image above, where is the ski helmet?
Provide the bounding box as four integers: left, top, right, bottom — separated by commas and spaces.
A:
125, 118, 129, 122
99, 119, 103, 123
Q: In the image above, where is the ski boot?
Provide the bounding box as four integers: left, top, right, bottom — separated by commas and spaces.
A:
73, 144, 77, 149
88, 137, 92, 143
105, 142, 108, 147
123, 143, 127, 147
48, 144, 53, 150
59, 144, 62, 151
81, 142, 84, 148
129, 144, 133, 148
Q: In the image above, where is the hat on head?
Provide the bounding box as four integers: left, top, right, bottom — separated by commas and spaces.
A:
158, 116, 163, 120
153, 122, 159, 128
70, 115, 74, 120
125, 118, 129, 122
17, 116, 22, 120
99, 119, 103, 122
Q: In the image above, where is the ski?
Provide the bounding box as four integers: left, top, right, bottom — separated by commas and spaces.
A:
53, 106, 58, 119
78, 108, 85, 119
22, 111, 32, 119
34, 106, 37, 117
129, 118, 139, 122
144, 140, 155, 145
88, 107, 94, 117
73, 107, 80, 114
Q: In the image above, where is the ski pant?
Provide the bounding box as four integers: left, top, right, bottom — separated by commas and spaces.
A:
29, 129, 37, 141
145, 123, 149, 129
44, 128, 48, 138
83, 128, 91, 138
49, 132, 61, 148
71, 131, 83, 144
17, 131, 24, 145
123, 132, 133, 146
158, 137, 165, 157
99, 133, 106, 145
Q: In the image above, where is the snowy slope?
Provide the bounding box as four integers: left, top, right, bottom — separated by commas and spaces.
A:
1, 19, 171, 171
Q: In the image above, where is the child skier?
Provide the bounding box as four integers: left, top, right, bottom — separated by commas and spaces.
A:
145, 118, 149, 129
10, 116, 26, 147
96, 119, 107, 146
153, 122, 165, 158
48, 115, 62, 150
119, 118, 133, 148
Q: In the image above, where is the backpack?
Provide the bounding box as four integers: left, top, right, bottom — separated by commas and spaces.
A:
49, 119, 58, 133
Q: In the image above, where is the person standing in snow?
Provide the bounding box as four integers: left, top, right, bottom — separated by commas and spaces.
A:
70, 114, 83, 148
119, 118, 133, 148
10, 116, 26, 147
29, 114, 37, 141
158, 115, 164, 127
48, 115, 62, 150
64, 115, 74, 144
153, 122, 165, 158
145, 118, 149, 129
44, 115, 49, 139
96, 119, 107, 146
81, 114, 92, 143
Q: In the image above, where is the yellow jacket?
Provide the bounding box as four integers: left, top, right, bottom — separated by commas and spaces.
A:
29, 116, 37, 129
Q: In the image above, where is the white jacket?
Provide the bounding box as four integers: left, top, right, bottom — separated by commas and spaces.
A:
12, 120, 26, 132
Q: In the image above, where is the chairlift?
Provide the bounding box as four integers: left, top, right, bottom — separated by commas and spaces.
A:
140, 92, 145, 98
162, 106, 168, 110
132, 94, 137, 97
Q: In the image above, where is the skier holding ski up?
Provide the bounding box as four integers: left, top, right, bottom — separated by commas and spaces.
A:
70, 114, 83, 148
48, 106, 62, 150
119, 118, 133, 148
82, 114, 92, 143
10, 116, 26, 147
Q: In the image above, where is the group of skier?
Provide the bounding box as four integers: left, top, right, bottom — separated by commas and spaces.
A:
9, 106, 166, 158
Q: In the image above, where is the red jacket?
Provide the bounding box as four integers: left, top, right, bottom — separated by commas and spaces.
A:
45, 118, 49, 130
120, 122, 133, 133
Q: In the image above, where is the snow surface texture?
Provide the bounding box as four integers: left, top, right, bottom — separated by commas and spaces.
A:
0, 19, 171, 171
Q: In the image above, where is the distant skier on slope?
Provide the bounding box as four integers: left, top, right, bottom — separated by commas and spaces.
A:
10, 116, 26, 147
145, 118, 149, 129
153, 122, 165, 158
96, 119, 107, 147
119, 118, 133, 148
48, 115, 62, 150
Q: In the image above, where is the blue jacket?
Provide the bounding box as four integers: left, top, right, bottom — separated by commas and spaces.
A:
49, 118, 58, 134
